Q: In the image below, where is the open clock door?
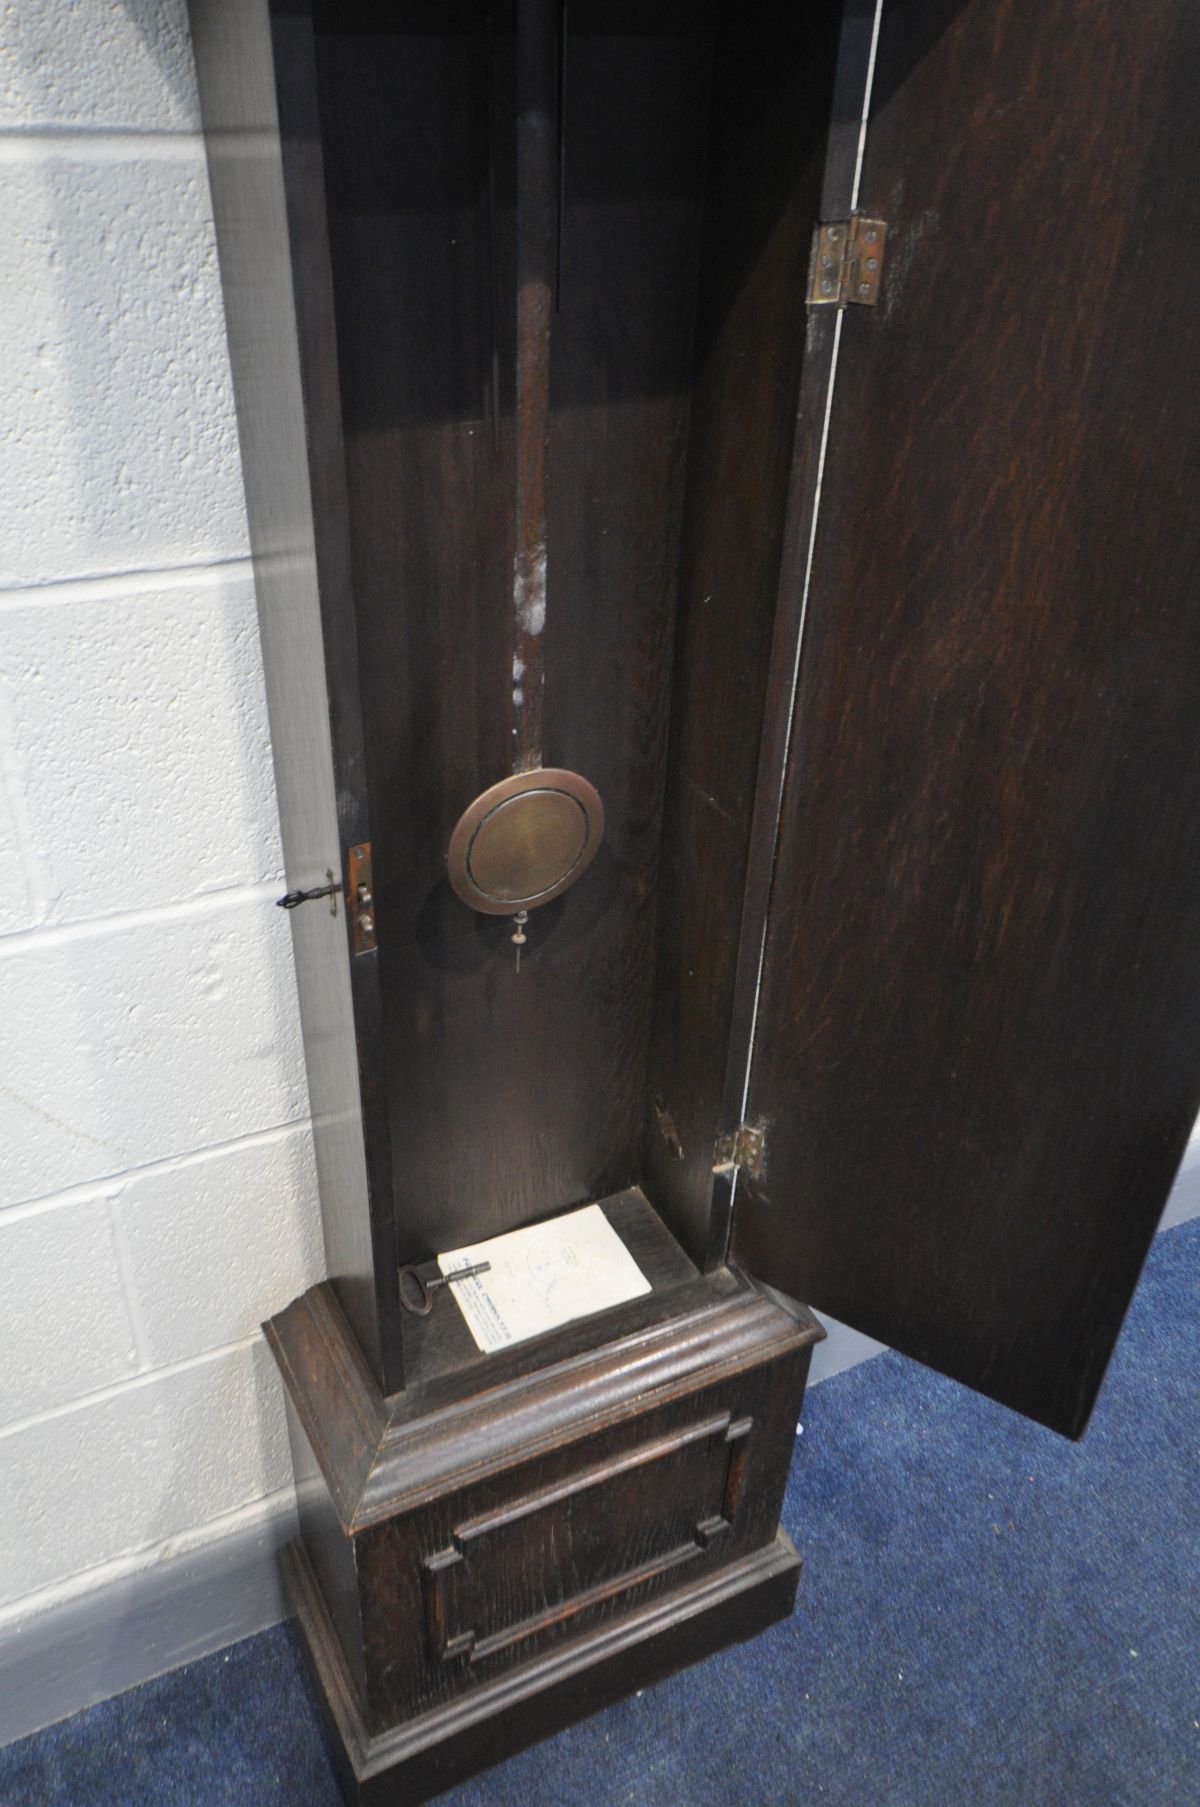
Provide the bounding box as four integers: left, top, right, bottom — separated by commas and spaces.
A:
732, 0, 1200, 1436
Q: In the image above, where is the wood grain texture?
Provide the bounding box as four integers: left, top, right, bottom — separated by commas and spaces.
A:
418, 1410, 748, 1666
642, 0, 847, 1269
357, 1345, 802, 1726
310, 1, 713, 1266
266, 1257, 814, 1745
264, 1210, 818, 1536
735, 0, 1200, 1436
283, 1528, 801, 1807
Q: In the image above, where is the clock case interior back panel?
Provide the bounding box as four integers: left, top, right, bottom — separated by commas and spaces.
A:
195, 0, 846, 1400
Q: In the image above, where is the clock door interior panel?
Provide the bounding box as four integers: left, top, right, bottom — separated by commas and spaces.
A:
730, 0, 1200, 1440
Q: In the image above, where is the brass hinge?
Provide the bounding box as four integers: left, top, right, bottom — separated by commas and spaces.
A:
807, 216, 887, 308
712, 1123, 765, 1179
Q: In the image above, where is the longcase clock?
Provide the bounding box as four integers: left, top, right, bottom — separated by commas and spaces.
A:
188, 0, 1200, 1799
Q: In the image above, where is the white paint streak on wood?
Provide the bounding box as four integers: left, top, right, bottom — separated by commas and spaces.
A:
514, 545, 547, 638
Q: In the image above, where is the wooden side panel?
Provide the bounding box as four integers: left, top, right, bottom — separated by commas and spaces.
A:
642, 0, 852, 1267
737, 0, 1200, 1435
312, 2, 713, 1260
284, 1395, 368, 1704
189, 0, 402, 1386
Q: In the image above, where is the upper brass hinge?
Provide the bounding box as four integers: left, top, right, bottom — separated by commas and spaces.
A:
807, 216, 888, 308
713, 1123, 765, 1179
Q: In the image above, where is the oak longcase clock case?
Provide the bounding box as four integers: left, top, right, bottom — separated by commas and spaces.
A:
189, 0, 1200, 1799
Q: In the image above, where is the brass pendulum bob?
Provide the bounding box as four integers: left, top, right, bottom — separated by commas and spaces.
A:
445, 769, 605, 945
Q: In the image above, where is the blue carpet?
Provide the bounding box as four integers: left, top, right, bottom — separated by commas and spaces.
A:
3, 1218, 1197, 1807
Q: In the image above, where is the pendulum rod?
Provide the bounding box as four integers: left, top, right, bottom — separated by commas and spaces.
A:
483, 3, 501, 454
447, 0, 603, 977
507, 0, 559, 970
556, 0, 568, 311
511, 0, 558, 780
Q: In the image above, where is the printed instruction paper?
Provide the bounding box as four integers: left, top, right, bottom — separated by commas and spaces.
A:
438, 1203, 652, 1354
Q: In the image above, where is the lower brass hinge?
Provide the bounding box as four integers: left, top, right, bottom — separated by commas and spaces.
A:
807, 216, 887, 307
713, 1123, 765, 1179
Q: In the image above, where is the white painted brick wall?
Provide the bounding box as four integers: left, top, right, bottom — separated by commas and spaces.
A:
0, 2, 323, 1634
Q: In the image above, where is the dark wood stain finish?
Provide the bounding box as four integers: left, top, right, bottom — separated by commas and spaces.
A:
188, 0, 1200, 1794
311, 1, 714, 1265
643, 0, 859, 1269
735, 0, 1200, 1436
266, 1258, 818, 1763
189, 0, 404, 1389
283, 1529, 802, 1807
540, 2, 718, 1256
714, 0, 892, 1226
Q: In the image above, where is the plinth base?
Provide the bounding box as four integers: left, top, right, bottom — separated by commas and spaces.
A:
284, 1528, 802, 1806
265, 1200, 821, 1806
